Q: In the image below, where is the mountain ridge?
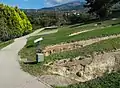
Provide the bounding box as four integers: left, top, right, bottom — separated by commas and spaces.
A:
22, 1, 86, 12
40, 1, 85, 11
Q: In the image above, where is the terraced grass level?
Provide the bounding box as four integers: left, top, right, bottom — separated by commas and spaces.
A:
27, 25, 120, 48
45, 36, 120, 63
20, 36, 120, 76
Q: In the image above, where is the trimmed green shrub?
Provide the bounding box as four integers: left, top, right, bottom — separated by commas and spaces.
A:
0, 4, 32, 41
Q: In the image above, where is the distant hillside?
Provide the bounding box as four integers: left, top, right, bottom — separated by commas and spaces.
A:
40, 1, 85, 11
22, 1, 85, 12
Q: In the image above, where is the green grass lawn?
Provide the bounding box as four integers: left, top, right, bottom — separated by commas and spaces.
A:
45, 37, 120, 63
20, 24, 120, 61
27, 25, 120, 49
19, 18, 120, 75
0, 40, 14, 49
26, 18, 120, 49
19, 18, 120, 87
20, 37, 120, 76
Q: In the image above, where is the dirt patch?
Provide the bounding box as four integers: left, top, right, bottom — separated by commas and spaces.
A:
46, 50, 120, 82
69, 29, 96, 37
43, 43, 83, 56
38, 75, 77, 86
43, 34, 120, 56
37, 29, 58, 36
68, 25, 112, 37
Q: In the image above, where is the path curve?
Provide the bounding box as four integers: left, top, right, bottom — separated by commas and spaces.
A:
0, 28, 51, 88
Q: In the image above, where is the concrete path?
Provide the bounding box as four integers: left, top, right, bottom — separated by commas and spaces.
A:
0, 28, 51, 88
36, 29, 58, 36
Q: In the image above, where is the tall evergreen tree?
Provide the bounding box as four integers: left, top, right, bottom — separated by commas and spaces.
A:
85, 0, 120, 18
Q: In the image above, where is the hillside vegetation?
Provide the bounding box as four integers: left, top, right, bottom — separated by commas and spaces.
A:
0, 4, 32, 41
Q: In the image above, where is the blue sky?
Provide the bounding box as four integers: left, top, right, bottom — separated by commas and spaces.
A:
0, 0, 84, 9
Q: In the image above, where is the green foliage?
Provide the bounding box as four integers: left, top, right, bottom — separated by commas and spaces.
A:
0, 17, 10, 41
26, 11, 59, 29
25, 10, 91, 29
85, 0, 120, 18
64, 12, 91, 25
0, 4, 32, 41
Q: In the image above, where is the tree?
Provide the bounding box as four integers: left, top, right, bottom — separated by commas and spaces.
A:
0, 4, 32, 41
85, 0, 120, 18
0, 17, 10, 41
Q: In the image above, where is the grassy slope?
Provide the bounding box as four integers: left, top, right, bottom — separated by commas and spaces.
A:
20, 36, 120, 76
19, 18, 120, 75
45, 37, 120, 63
0, 40, 14, 49
27, 24, 120, 49
20, 25, 120, 61
26, 18, 120, 48
19, 18, 120, 87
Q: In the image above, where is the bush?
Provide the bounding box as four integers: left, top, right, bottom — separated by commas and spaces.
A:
0, 4, 32, 41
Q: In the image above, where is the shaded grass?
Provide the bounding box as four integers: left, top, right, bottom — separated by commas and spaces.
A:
69, 18, 120, 31
0, 40, 14, 49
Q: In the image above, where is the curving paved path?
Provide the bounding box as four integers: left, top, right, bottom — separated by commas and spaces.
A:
0, 28, 51, 88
